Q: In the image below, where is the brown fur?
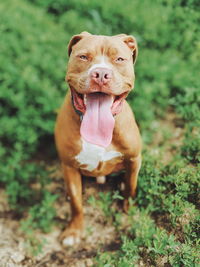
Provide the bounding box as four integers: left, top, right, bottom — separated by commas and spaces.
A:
55, 32, 142, 245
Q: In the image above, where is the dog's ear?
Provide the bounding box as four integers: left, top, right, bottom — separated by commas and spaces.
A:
115, 34, 138, 64
68, 32, 91, 56
123, 35, 138, 64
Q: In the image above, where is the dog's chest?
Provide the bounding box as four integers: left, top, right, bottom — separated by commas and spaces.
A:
75, 140, 122, 172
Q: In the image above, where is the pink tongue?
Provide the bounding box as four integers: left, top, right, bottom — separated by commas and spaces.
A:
80, 93, 114, 148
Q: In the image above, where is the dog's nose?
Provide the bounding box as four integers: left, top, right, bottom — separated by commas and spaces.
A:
90, 68, 112, 85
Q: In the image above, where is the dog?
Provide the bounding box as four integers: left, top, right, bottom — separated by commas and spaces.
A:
55, 32, 142, 246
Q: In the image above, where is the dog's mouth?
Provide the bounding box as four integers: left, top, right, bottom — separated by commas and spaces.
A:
71, 88, 128, 148
71, 88, 128, 116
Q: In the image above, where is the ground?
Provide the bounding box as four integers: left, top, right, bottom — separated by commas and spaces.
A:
0, 167, 125, 267
0, 114, 197, 267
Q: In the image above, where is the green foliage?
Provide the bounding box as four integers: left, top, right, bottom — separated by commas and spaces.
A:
137, 151, 199, 222
21, 191, 57, 233
0, 0, 62, 237
20, 191, 58, 255
0, 0, 67, 158
181, 124, 200, 163
23, 233, 46, 256
88, 191, 123, 223
93, 148, 199, 265
96, 209, 200, 266
26, 0, 200, 134
0, 0, 199, 263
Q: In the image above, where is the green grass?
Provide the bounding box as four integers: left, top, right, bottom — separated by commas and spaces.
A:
0, 0, 199, 264
92, 150, 199, 266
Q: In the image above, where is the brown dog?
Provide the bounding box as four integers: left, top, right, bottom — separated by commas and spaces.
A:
55, 32, 142, 246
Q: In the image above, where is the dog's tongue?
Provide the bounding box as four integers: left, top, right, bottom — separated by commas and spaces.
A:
80, 93, 114, 147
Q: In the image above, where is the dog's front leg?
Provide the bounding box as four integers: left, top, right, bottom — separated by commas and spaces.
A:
60, 163, 83, 246
123, 155, 142, 212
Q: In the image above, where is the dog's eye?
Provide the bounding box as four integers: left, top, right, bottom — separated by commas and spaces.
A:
79, 55, 88, 60
116, 57, 125, 62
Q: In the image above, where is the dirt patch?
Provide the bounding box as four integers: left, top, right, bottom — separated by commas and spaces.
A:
0, 171, 124, 267
0, 115, 185, 267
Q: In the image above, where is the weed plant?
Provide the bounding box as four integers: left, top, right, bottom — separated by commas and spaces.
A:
0, 0, 199, 263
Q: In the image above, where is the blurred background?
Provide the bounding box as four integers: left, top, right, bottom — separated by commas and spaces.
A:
0, 0, 199, 266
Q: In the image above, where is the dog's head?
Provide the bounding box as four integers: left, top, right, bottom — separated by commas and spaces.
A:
66, 32, 138, 147
66, 32, 138, 116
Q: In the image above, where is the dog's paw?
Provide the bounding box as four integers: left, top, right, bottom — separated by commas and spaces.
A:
96, 175, 106, 184
62, 235, 81, 247
60, 229, 82, 247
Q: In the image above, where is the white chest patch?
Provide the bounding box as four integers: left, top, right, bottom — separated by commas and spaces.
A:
75, 139, 122, 172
